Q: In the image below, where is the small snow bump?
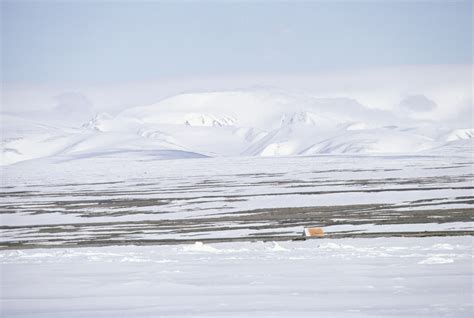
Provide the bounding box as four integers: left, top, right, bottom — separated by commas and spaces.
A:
431, 243, 454, 250
182, 241, 220, 253
418, 256, 454, 265
268, 242, 288, 252
318, 242, 354, 250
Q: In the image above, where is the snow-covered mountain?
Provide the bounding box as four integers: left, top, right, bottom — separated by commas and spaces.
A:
445, 128, 474, 142
1, 90, 472, 165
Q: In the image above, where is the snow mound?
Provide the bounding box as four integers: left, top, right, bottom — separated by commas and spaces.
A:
345, 122, 369, 131
318, 242, 355, 250
268, 242, 289, 252
431, 244, 455, 250
260, 141, 298, 156
182, 242, 220, 253
418, 256, 454, 265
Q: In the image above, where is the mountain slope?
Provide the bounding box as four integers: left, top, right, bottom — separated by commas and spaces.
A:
1, 90, 471, 165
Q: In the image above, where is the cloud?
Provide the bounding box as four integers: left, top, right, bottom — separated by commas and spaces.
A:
53, 92, 93, 114
1, 64, 471, 127
399, 95, 437, 112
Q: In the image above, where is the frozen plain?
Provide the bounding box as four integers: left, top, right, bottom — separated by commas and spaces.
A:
1, 155, 473, 247
1, 237, 473, 317
1, 154, 473, 317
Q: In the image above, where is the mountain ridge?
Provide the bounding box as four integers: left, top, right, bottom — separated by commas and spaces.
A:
1, 90, 472, 165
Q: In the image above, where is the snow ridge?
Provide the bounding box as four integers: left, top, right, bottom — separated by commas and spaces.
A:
1, 90, 472, 165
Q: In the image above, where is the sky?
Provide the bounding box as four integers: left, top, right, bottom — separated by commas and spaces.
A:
1, 0, 472, 84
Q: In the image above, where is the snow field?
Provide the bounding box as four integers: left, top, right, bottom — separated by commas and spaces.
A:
1, 236, 472, 317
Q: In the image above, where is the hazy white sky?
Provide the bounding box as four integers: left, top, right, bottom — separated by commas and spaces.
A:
1, 1, 471, 128
1, 1, 472, 84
